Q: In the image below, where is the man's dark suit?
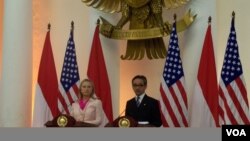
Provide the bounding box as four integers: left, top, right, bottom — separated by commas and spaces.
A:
125, 94, 162, 127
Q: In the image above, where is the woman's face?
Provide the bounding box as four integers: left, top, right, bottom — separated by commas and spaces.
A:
80, 81, 93, 97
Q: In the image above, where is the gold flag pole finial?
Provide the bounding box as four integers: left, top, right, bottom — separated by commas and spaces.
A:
208, 16, 212, 24
174, 13, 177, 22
232, 11, 235, 18
96, 18, 100, 25
71, 21, 74, 31
232, 11, 235, 23
48, 23, 51, 31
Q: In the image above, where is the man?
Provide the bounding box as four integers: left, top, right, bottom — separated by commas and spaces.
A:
125, 75, 162, 127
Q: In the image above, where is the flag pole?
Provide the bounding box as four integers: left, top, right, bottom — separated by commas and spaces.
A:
232, 11, 235, 19
208, 16, 211, 24
71, 21, 74, 31
232, 11, 235, 27
96, 18, 100, 25
71, 21, 74, 39
231, 11, 235, 28
48, 23, 51, 31
174, 13, 177, 22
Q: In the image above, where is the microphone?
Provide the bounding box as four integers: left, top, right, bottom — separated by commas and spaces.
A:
105, 109, 126, 127
111, 109, 125, 122
118, 109, 126, 118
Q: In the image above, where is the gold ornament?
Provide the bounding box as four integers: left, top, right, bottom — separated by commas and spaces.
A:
118, 117, 131, 127
82, 0, 196, 60
57, 115, 68, 127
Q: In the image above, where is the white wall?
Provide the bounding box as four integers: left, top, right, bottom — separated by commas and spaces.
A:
0, 0, 3, 82
0, 0, 3, 126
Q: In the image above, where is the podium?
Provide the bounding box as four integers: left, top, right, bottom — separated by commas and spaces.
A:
45, 114, 98, 127
105, 116, 156, 127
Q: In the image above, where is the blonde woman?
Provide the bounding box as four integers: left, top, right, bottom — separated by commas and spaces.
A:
70, 79, 104, 126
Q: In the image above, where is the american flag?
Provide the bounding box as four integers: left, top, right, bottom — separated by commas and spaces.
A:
58, 28, 80, 114
159, 22, 188, 127
219, 16, 250, 125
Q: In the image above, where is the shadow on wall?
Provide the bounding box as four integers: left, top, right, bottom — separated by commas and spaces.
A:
0, 0, 3, 83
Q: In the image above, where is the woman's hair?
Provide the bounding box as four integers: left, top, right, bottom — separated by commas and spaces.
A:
79, 79, 96, 99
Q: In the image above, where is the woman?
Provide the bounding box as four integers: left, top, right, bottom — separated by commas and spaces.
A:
70, 79, 104, 126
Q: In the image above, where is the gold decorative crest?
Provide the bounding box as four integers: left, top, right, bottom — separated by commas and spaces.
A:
99, 10, 195, 40
118, 117, 131, 127
124, 0, 151, 8
82, 0, 196, 60
57, 115, 68, 127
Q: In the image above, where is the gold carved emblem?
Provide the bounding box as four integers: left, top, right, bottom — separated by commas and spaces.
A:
81, 0, 196, 60
57, 115, 68, 127
118, 117, 131, 127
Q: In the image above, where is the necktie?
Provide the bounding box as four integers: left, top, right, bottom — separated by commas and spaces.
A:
136, 96, 140, 107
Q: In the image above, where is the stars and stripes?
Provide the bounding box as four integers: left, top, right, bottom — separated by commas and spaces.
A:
218, 16, 250, 125
159, 22, 188, 127
59, 29, 80, 114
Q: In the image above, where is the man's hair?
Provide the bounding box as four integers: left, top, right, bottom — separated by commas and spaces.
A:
132, 75, 147, 86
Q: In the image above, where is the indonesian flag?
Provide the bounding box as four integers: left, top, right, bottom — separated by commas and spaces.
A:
32, 30, 61, 127
87, 25, 113, 126
190, 23, 219, 127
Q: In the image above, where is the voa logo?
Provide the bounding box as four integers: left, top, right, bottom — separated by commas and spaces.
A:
226, 129, 246, 136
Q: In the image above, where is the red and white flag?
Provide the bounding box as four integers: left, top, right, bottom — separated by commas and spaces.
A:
32, 30, 61, 127
87, 25, 113, 126
219, 16, 250, 125
159, 22, 188, 127
190, 22, 219, 127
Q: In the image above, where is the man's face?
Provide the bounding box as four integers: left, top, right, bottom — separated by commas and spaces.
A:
132, 78, 147, 96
